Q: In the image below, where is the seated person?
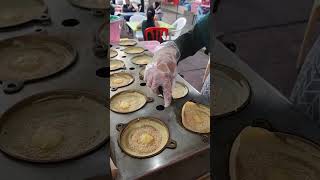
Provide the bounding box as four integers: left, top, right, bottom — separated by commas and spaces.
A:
154, 1, 163, 20
137, 6, 160, 41
122, 0, 138, 21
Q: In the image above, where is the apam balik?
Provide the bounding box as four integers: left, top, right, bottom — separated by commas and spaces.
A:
110, 72, 134, 89
181, 101, 210, 133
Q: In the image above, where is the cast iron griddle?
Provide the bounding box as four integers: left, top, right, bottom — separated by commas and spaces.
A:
0, 90, 109, 163
0, 0, 48, 29
213, 63, 251, 117
110, 44, 210, 180
0, 34, 77, 93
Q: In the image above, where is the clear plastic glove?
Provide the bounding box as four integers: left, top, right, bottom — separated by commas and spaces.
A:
144, 45, 179, 107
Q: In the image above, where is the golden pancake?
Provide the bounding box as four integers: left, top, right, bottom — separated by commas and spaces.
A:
131, 54, 152, 65
110, 49, 118, 58
123, 47, 145, 54
181, 101, 210, 133
119, 39, 137, 46
158, 82, 188, 99
230, 127, 320, 180
119, 117, 169, 157
110, 60, 125, 71
110, 72, 134, 89
110, 91, 147, 113
172, 82, 188, 99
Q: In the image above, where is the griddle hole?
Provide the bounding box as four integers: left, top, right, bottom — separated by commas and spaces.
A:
140, 82, 146, 86
129, 67, 135, 70
62, 19, 80, 27
156, 105, 165, 111
41, 15, 48, 19
139, 65, 144, 68
122, 56, 126, 58
35, 28, 43, 32
179, 74, 184, 78
96, 67, 109, 78
7, 83, 16, 88
116, 47, 120, 49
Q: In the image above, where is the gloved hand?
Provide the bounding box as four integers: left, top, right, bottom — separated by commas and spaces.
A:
144, 45, 179, 107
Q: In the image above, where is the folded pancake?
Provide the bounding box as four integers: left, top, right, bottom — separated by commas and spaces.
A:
182, 101, 210, 133
131, 54, 152, 65
120, 118, 169, 157
119, 39, 137, 46
110, 59, 125, 71
110, 73, 134, 88
110, 49, 118, 58
230, 127, 320, 180
110, 91, 147, 113
123, 47, 144, 54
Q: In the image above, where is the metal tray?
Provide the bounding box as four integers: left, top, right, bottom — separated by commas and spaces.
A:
110, 44, 210, 180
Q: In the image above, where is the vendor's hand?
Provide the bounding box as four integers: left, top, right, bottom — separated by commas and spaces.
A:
144, 47, 178, 107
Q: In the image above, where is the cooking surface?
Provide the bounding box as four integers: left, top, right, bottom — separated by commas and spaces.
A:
109, 44, 210, 180
212, 40, 320, 180
0, 0, 108, 179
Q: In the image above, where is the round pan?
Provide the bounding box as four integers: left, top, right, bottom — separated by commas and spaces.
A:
0, 90, 109, 163
110, 49, 118, 58
181, 100, 210, 134
110, 59, 126, 71
130, 54, 152, 65
229, 127, 320, 180
116, 117, 177, 158
110, 90, 153, 114
0, 34, 77, 94
0, 0, 49, 29
68, 0, 108, 10
123, 47, 145, 55
213, 63, 251, 118
110, 72, 134, 91
119, 39, 137, 46
158, 82, 189, 100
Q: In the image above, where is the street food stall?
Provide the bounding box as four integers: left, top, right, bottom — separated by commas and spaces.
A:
109, 40, 211, 179
0, 0, 109, 179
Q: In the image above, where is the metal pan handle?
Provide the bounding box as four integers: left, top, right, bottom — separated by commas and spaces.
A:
166, 139, 177, 149
2, 81, 24, 94
146, 97, 154, 103
116, 123, 127, 132
111, 87, 118, 91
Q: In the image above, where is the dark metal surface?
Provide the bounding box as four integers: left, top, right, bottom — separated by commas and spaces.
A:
213, 63, 251, 118
0, 34, 78, 94
0, 90, 109, 163
0, 0, 49, 29
212, 40, 320, 180
0, 0, 108, 179
110, 44, 210, 180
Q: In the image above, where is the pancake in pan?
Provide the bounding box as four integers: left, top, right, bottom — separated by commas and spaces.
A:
181, 101, 210, 133
110, 59, 125, 71
110, 49, 118, 58
119, 117, 169, 157
123, 47, 144, 54
110, 72, 134, 89
131, 54, 152, 65
110, 91, 147, 113
230, 127, 320, 180
119, 39, 137, 46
